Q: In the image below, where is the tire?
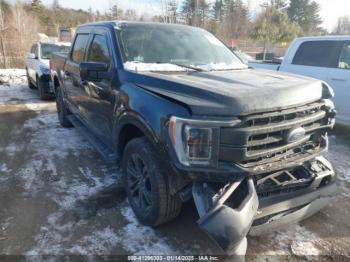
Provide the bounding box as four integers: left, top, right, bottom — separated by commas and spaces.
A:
37, 76, 51, 100
123, 137, 182, 227
26, 69, 36, 89
55, 85, 72, 128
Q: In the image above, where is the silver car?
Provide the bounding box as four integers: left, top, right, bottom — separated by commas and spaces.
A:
26, 41, 70, 100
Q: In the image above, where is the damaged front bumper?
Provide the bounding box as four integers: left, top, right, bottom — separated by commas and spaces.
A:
192, 156, 336, 256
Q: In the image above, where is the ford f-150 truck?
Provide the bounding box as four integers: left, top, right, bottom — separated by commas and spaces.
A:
50, 21, 337, 257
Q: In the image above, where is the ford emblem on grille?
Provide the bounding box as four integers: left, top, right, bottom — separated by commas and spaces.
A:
285, 127, 306, 143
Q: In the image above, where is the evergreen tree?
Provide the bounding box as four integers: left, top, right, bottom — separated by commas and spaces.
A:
180, 0, 209, 27
212, 0, 224, 22
287, 0, 322, 35
270, 0, 288, 10
223, 0, 250, 39
252, 5, 302, 60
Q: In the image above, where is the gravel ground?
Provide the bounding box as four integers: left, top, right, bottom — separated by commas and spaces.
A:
0, 76, 349, 261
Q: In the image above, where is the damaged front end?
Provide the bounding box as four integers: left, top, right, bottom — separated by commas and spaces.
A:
192, 156, 336, 256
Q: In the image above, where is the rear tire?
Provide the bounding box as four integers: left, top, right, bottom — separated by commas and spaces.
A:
55, 85, 72, 128
123, 137, 182, 227
37, 77, 51, 100
26, 69, 36, 89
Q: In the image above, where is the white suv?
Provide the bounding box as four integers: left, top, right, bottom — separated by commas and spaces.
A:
26, 41, 70, 100
279, 36, 350, 125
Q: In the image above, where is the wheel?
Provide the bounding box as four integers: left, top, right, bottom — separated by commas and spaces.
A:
26, 69, 36, 89
55, 85, 72, 128
37, 76, 51, 100
123, 137, 182, 226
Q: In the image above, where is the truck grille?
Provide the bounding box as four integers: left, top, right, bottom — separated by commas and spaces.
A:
219, 100, 333, 173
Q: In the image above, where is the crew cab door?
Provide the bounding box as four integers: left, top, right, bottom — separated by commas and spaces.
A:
280, 41, 342, 83
328, 41, 350, 124
63, 33, 91, 116
83, 30, 116, 144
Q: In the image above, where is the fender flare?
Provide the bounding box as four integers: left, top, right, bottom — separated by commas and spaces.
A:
114, 111, 164, 155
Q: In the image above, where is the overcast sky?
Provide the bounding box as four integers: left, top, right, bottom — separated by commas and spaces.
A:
32, 0, 350, 31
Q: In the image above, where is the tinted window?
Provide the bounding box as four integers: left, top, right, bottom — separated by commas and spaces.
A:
292, 41, 342, 68
338, 43, 350, 69
72, 34, 90, 63
88, 35, 111, 65
41, 43, 70, 59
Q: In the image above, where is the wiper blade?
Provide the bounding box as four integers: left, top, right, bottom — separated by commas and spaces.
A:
167, 63, 205, 72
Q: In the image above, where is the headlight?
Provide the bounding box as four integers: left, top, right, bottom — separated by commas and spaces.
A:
168, 116, 240, 167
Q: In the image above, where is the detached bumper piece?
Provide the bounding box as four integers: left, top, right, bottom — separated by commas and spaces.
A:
192, 156, 336, 256
250, 156, 336, 236
192, 178, 259, 256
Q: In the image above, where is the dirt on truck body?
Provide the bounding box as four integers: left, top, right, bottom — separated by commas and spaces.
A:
50, 21, 337, 257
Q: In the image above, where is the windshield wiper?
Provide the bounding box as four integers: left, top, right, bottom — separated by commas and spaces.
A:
166, 62, 205, 72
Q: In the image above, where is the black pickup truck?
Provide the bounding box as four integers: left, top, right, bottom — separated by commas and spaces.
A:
50, 21, 337, 256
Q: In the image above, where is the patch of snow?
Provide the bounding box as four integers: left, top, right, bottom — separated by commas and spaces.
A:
68, 227, 120, 255
196, 62, 248, 71
123, 61, 247, 72
271, 224, 320, 257
0, 163, 10, 182
0, 69, 27, 84
0, 84, 39, 104
22, 111, 91, 159
0, 163, 9, 173
119, 205, 176, 255
124, 62, 187, 72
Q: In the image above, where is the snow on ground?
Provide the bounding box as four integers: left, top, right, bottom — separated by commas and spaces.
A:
0, 84, 39, 104
0, 69, 26, 85
0, 76, 177, 256
1, 70, 350, 258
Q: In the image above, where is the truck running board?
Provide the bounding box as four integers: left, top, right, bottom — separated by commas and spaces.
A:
67, 114, 119, 164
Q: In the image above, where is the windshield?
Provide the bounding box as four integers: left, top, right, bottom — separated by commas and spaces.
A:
116, 24, 247, 72
41, 43, 70, 59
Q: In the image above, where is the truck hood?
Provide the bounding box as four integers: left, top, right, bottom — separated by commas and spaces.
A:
123, 69, 329, 116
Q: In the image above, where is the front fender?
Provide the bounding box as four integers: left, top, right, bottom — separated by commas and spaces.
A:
115, 82, 191, 152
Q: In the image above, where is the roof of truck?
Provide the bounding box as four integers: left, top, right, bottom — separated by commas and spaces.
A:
78, 20, 200, 31
294, 35, 350, 42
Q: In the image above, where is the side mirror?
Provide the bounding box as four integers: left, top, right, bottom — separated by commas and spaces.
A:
27, 53, 36, 59
80, 62, 109, 82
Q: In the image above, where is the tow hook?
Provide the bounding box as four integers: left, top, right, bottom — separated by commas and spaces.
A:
192, 178, 259, 256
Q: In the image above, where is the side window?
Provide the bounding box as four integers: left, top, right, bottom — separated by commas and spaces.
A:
292, 41, 342, 68
31, 44, 38, 57
87, 34, 111, 66
30, 45, 35, 53
71, 34, 90, 63
338, 43, 350, 69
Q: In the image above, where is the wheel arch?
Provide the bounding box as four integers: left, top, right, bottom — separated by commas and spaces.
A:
116, 112, 162, 156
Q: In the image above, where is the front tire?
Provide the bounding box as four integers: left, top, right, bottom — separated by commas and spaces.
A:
37, 77, 51, 100
55, 85, 72, 128
123, 137, 182, 227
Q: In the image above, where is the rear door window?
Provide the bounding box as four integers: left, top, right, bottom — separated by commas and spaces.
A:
292, 41, 343, 68
31, 44, 38, 57
71, 34, 90, 63
87, 34, 111, 66
338, 42, 350, 69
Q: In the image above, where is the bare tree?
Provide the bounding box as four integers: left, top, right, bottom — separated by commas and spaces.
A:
333, 16, 350, 35
0, 0, 9, 68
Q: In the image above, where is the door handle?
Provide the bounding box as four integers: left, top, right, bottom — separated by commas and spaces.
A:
331, 78, 347, 82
